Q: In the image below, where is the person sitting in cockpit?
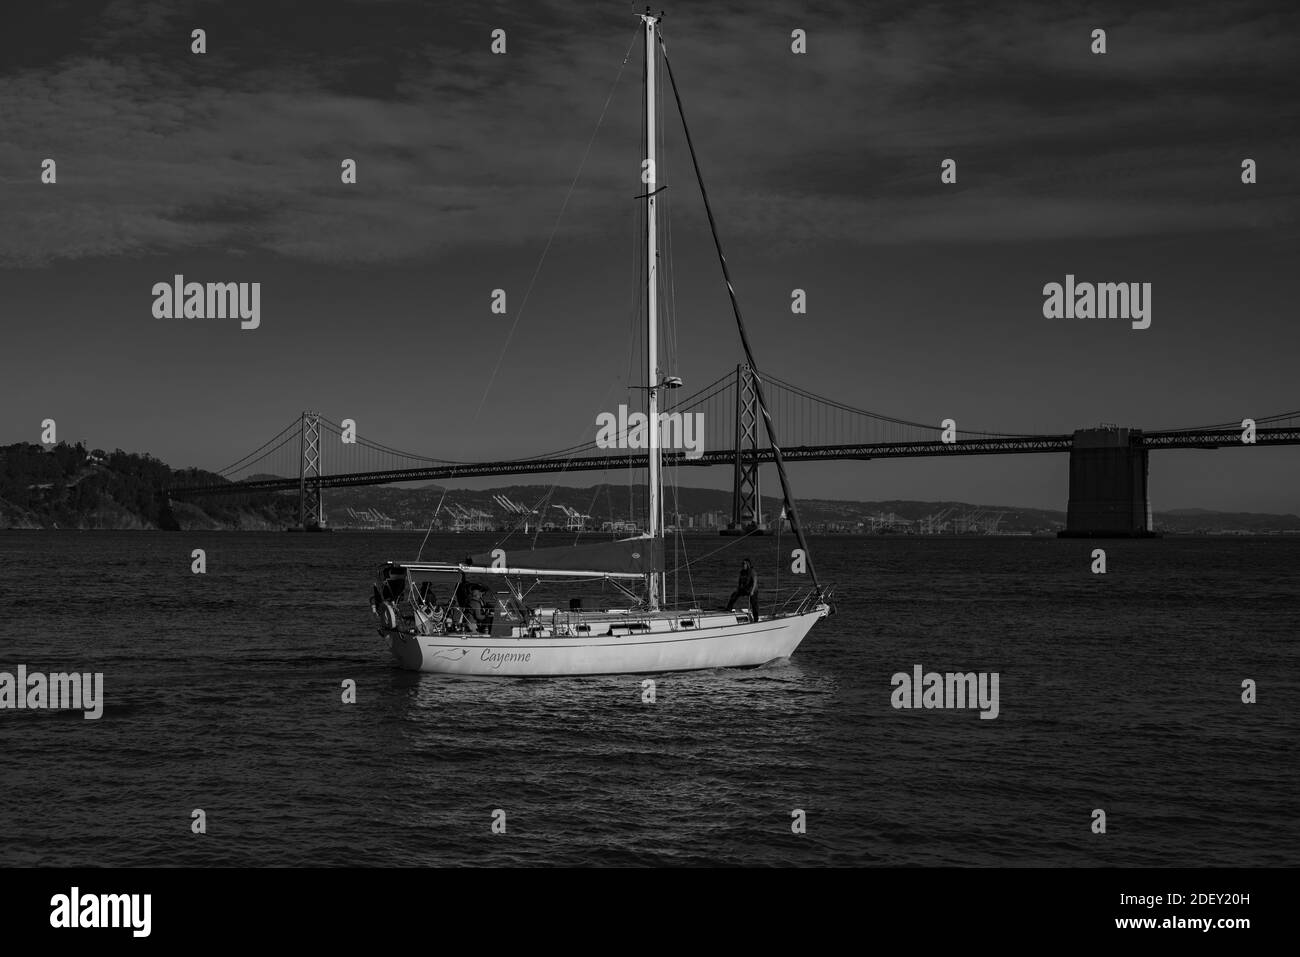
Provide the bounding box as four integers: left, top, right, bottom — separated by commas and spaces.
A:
451, 578, 491, 632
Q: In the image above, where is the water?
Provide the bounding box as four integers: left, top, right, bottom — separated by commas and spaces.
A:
1, 532, 1296, 867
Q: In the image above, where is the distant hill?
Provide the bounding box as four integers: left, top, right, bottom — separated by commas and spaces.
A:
1153, 509, 1300, 534
0, 442, 295, 530
324, 483, 1070, 533
323, 483, 1300, 536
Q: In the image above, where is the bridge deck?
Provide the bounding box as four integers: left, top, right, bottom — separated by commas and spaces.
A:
169, 428, 1300, 496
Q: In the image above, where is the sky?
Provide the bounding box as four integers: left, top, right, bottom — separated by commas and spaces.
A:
1, 0, 1297, 512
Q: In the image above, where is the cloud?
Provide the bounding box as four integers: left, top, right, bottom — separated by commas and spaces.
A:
0, 0, 1295, 267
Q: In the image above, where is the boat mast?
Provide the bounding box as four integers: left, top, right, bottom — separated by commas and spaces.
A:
642, 12, 662, 610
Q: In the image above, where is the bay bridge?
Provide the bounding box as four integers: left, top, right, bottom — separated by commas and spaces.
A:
167, 365, 1300, 537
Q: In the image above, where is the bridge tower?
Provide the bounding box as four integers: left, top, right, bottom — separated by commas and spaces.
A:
722, 363, 768, 536
298, 411, 325, 530
1059, 426, 1156, 538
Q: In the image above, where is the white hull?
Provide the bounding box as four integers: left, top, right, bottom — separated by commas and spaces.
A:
384, 606, 829, 676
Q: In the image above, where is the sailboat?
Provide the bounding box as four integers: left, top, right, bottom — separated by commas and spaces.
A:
370, 13, 834, 676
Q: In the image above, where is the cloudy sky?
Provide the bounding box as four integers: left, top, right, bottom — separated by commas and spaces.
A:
1, 0, 1297, 511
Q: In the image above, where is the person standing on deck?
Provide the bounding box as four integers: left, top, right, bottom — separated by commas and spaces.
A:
724, 558, 759, 621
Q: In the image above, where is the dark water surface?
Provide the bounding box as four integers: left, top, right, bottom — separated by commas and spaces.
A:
1, 531, 1297, 867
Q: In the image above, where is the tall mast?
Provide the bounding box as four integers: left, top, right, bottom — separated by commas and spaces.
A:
642, 12, 662, 610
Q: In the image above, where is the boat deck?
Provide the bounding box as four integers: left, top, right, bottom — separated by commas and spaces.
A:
516, 608, 754, 638
411, 605, 758, 640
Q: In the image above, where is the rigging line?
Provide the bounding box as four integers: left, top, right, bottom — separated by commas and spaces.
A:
634, 24, 651, 543
662, 357, 681, 601
658, 33, 820, 591
656, 50, 673, 549
416, 487, 450, 562
658, 40, 679, 389
627, 205, 643, 517
470, 25, 642, 429
676, 507, 696, 607
578, 483, 603, 546
493, 373, 629, 553
627, 105, 645, 398
668, 479, 682, 605
530, 487, 556, 550
663, 529, 746, 575
775, 504, 782, 597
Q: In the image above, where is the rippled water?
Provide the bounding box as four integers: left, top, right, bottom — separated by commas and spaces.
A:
1, 531, 1296, 866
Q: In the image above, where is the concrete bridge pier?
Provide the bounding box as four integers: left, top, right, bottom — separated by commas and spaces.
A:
1058, 427, 1157, 538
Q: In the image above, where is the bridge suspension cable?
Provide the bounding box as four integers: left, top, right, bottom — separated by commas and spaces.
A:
761, 373, 1050, 439
1148, 409, 1300, 433
216, 419, 301, 477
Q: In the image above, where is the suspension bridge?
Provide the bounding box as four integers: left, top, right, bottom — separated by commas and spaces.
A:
167, 365, 1300, 536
